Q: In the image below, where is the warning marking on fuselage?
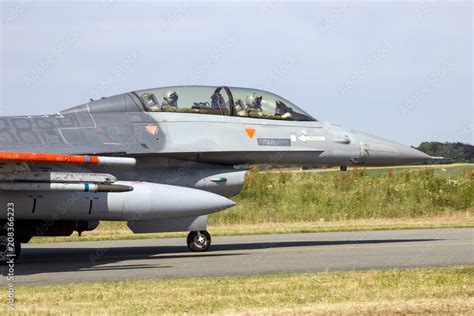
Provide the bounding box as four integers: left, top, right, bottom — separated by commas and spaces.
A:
245, 128, 256, 139
145, 124, 159, 136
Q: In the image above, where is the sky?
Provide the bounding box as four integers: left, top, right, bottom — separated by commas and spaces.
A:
0, 0, 472, 146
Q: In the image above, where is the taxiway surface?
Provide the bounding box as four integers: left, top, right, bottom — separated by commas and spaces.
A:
2, 228, 472, 286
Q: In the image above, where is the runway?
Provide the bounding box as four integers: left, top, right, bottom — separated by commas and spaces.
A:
1, 228, 472, 286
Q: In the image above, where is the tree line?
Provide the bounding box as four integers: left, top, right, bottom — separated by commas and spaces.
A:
416, 142, 474, 163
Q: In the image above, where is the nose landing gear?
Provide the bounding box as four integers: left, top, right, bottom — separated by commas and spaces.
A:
187, 230, 211, 252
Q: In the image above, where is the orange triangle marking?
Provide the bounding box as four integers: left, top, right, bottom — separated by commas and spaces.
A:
145, 124, 159, 136
245, 128, 256, 139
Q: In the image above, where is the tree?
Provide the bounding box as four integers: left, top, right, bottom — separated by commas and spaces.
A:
416, 142, 474, 163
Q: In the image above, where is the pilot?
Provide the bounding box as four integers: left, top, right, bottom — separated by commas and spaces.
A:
245, 93, 263, 111
234, 99, 248, 116
275, 100, 293, 119
211, 92, 226, 109
161, 91, 179, 108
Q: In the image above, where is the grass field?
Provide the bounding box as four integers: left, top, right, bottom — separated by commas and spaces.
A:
2, 267, 472, 315
32, 163, 474, 243
217, 164, 473, 224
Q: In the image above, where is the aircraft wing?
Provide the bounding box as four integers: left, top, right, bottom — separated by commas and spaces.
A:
0, 151, 135, 193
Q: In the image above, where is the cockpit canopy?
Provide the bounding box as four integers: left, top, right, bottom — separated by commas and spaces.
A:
132, 86, 316, 121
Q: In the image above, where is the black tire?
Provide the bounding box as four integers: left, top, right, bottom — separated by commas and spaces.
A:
187, 231, 211, 252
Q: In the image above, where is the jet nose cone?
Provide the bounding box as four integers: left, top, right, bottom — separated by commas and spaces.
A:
355, 131, 431, 166
398, 145, 432, 162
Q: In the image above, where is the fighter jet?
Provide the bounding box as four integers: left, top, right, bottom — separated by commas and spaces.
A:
0, 86, 433, 262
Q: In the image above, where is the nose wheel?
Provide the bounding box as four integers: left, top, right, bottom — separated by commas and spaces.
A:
187, 230, 211, 252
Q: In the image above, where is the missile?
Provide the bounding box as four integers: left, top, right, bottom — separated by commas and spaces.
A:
0, 182, 133, 192
0, 152, 136, 167
0, 172, 117, 184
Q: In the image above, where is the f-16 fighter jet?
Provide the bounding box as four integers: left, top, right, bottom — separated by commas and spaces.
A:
0, 86, 433, 261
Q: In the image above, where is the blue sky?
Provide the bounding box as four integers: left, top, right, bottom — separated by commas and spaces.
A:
0, 0, 472, 146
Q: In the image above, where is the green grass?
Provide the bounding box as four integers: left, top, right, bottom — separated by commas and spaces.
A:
298, 163, 474, 176
211, 165, 473, 225
356, 163, 473, 176
3, 267, 472, 315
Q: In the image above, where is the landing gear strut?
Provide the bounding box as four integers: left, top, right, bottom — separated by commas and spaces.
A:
187, 230, 211, 252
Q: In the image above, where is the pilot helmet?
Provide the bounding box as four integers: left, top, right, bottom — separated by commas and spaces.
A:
165, 91, 179, 106
166, 91, 178, 100
245, 93, 263, 109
